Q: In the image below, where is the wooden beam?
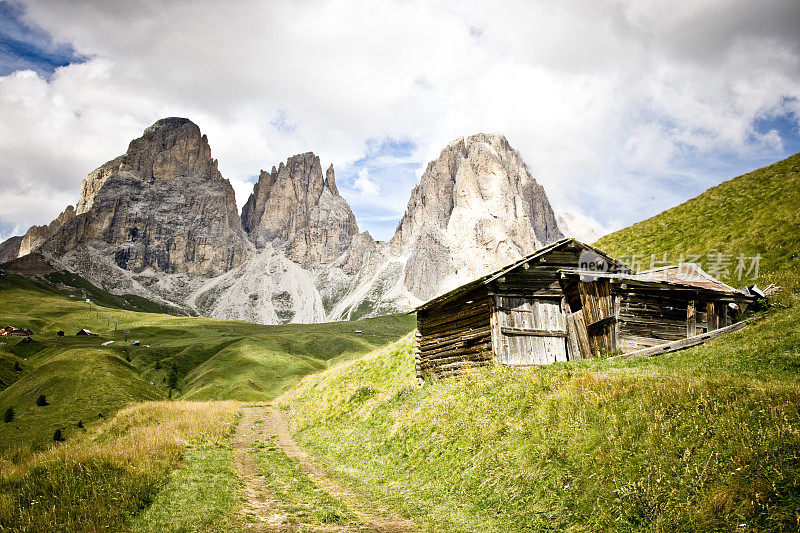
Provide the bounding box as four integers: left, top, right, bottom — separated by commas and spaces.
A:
687, 300, 696, 337
610, 320, 749, 360
707, 302, 717, 332
612, 294, 620, 351
500, 326, 567, 338
586, 315, 616, 332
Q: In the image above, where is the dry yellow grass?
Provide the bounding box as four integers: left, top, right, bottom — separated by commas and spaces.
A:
0, 400, 241, 532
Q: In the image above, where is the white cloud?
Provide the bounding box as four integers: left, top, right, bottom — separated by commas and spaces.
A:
0, 0, 797, 240
353, 168, 380, 197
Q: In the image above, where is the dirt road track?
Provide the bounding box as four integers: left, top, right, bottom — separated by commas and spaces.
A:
232, 405, 417, 532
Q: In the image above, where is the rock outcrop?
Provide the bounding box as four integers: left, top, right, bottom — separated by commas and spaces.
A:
0, 236, 22, 264
17, 205, 76, 258
43, 118, 249, 279
236, 152, 377, 318
241, 153, 363, 267
393, 134, 561, 299
330, 133, 563, 318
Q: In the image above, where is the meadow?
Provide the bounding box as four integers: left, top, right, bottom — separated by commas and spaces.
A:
0, 272, 414, 454
0, 271, 413, 530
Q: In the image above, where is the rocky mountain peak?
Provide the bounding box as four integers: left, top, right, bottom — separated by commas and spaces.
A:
324, 164, 339, 195
43, 118, 248, 279
241, 152, 362, 266
77, 117, 223, 215
122, 117, 220, 182
390, 132, 562, 299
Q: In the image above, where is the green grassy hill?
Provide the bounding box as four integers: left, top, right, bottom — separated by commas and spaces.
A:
0, 271, 414, 455
596, 152, 800, 295
279, 154, 800, 531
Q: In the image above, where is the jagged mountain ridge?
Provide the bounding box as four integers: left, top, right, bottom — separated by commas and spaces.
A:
2, 118, 565, 324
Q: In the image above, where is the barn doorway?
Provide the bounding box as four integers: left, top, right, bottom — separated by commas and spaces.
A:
493, 296, 569, 365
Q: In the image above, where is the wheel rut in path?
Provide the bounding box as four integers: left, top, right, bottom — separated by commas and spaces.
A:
233, 405, 417, 532
232, 405, 287, 531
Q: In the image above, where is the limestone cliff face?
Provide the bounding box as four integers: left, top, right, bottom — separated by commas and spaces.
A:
44, 118, 248, 277
0, 236, 22, 264
17, 206, 76, 258
241, 153, 365, 268
392, 133, 562, 300
0, 206, 76, 263
331, 133, 563, 317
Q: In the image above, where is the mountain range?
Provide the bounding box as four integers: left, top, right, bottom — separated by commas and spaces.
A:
0, 118, 585, 324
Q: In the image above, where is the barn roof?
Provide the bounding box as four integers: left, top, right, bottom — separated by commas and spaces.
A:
636, 263, 740, 294
414, 238, 627, 312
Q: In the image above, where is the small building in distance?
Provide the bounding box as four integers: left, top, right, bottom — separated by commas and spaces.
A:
1, 326, 33, 337
414, 239, 755, 382
76, 329, 98, 336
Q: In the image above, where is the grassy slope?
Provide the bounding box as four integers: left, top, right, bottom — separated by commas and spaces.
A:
595, 152, 800, 294
129, 443, 242, 532
0, 401, 241, 532
280, 154, 800, 532
0, 272, 415, 455
0, 346, 165, 456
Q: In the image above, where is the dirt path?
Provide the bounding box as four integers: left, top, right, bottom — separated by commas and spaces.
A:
231, 406, 287, 531
233, 405, 417, 532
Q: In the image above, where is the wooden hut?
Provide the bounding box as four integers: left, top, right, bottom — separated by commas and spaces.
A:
414, 239, 754, 382
1, 326, 33, 337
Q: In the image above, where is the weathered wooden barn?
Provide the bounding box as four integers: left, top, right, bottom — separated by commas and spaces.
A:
414, 239, 755, 381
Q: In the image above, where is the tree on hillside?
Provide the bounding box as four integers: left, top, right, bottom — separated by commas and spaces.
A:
53, 428, 64, 442
168, 364, 178, 392
13, 361, 21, 372
36, 394, 48, 406
3, 407, 13, 423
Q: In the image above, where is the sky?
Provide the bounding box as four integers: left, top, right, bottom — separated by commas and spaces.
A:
0, 0, 798, 243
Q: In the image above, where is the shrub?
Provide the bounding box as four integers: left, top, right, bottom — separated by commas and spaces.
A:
53, 429, 64, 442
3, 407, 13, 423
13, 361, 21, 372
168, 365, 178, 391
35, 395, 48, 406
77, 420, 84, 428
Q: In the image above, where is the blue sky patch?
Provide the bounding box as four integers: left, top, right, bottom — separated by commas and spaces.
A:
753, 103, 799, 156
0, 1, 85, 78
337, 137, 422, 241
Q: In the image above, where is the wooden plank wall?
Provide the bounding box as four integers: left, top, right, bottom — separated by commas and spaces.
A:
615, 287, 731, 351
493, 296, 568, 365
416, 289, 493, 380
577, 279, 616, 356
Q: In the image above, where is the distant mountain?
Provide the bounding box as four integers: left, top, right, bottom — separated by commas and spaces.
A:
328, 133, 563, 320
557, 211, 602, 244
1, 120, 565, 324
